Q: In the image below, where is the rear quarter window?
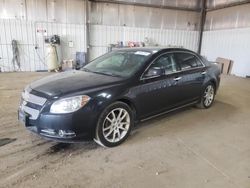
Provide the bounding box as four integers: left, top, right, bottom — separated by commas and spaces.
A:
174, 52, 203, 70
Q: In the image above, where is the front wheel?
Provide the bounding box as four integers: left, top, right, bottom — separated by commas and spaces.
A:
94, 102, 133, 147
197, 83, 215, 109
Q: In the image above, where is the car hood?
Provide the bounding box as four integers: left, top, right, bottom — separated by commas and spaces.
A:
29, 70, 124, 97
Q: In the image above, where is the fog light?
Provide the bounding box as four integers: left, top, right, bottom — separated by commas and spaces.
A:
41, 129, 56, 135
58, 130, 76, 137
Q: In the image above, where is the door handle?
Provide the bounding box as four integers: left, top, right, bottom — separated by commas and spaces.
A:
201, 71, 207, 75
173, 76, 182, 81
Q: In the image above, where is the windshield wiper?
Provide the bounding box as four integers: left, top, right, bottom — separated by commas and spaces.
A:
82, 68, 122, 77
98, 71, 122, 77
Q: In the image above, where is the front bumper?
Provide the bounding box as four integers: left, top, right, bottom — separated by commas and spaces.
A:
18, 104, 98, 142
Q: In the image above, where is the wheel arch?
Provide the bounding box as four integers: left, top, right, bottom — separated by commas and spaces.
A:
116, 98, 138, 121
208, 79, 217, 93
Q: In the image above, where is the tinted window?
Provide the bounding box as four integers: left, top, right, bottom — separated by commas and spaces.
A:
83, 50, 152, 77
174, 52, 203, 70
149, 53, 178, 74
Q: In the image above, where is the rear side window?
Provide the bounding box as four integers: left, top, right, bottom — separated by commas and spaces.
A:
174, 52, 203, 70
150, 53, 179, 74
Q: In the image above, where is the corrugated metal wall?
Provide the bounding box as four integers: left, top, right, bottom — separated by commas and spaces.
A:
0, 0, 86, 23
0, 0, 200, 71
201, 4, 250, 77
0, 19, 86, 71
0, 0, 86, 72
89, 2, 200, 59
201, 28, 250, 77
90, 25, 199, 60
90, 2, 199, 29
206, 0, 248, 9
2, 0, 249, 76
97, 0, 201, 10
205, 4, 250, 30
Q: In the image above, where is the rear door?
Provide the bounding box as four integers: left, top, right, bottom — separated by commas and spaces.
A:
173, 52, 206, 105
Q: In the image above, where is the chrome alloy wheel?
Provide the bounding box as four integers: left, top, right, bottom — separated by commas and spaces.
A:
102, 108, 130, 143
204, 85, 214, 107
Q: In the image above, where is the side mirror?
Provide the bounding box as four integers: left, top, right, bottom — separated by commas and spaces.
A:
144, 67, 164, 78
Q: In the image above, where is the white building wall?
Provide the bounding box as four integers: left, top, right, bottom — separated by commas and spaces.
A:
90, 25, 199, 60
0, 0, 200, 72
0, 19, 86, 71
201, 28, 250, 77
89, 2, 200, 60
202, 4, 250, 77
0, 0, 86, 72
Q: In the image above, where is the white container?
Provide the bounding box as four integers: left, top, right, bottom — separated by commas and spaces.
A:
45, 44, 62, 71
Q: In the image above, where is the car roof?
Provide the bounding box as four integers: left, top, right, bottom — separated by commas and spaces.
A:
114, 47, 196, 54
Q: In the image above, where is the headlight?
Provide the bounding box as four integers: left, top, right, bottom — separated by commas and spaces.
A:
50, 95, 90, 114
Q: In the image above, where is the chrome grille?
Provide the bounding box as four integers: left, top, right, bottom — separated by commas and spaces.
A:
22, 90, 47, 106
21, 105, 40, 120
20, 89, 47, 120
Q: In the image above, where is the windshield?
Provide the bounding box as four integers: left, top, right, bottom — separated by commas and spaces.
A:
83, 50, 152, 77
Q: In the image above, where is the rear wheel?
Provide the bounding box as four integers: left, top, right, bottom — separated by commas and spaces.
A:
94, 102, 133, 147
197, 83, 215, 109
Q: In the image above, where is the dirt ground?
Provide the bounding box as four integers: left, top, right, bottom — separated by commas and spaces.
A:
0, 72, 249, 188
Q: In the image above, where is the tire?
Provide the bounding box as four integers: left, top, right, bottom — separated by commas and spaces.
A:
196, 83, 215, 109
94, 102, 134, 147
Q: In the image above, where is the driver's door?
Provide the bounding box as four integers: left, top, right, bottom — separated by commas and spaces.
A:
134, 53, 182, 119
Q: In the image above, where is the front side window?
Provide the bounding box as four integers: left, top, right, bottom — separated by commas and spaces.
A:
148, 53, 178, 74
83, 50, 152, 77
174, 52, 203, 70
